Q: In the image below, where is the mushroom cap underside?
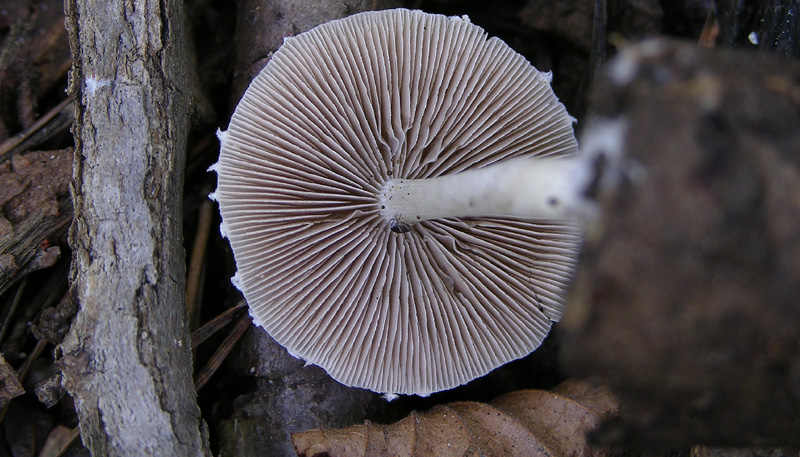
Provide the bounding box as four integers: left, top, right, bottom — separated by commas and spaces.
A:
215, 8, 580, 396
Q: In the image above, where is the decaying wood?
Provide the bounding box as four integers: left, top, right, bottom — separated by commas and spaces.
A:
0, 147, 72, 296
59, 0, 210, 455
562, 39, 800, 448
35, 371, 66, 409
0, 0, 71, 140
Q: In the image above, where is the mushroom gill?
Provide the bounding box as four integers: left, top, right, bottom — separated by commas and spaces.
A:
214, 8, 581, 396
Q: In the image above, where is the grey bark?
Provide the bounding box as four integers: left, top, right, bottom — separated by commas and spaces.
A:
59, 0, 210, 455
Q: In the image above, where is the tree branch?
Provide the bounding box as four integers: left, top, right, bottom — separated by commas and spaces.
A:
59, 0, 210, 455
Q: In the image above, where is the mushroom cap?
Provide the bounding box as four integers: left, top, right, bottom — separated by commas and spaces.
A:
215, 8, 580, 396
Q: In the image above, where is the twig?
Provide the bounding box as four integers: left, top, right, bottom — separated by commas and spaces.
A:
16, 338, 48, 382
190, 299, 247, 348
194, 313, 251, 391
186, 199, 214, 329
699, 6, 719, 48
39, 425, 82, 457
0, 338, 45, 426
61, 0, 210, 452
0, 96, 73, 163
591, 0, 608, 75
0, 277, 27, 345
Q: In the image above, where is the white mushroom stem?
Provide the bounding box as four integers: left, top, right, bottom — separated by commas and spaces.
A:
379, 155, 597, 231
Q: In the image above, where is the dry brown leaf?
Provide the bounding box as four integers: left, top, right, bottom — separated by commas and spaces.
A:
0, 352, 24, 408
550, 377, 619, 417
292, 379, 620, 457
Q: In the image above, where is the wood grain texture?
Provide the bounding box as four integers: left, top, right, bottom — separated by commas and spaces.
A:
0, 148, 72, 296
59, 0, 210, 455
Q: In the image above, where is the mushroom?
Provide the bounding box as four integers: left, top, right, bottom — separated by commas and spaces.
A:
214, 8, 596, 396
